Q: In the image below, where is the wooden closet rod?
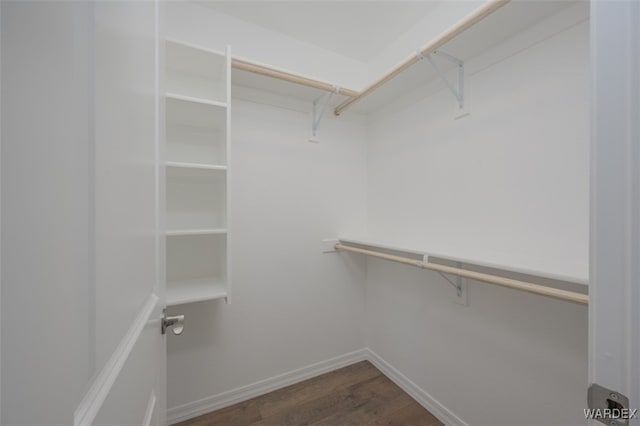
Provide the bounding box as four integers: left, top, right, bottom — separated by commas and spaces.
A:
232, 58, 360, 98
335, 243, 589, 305
333, 0, 511, 116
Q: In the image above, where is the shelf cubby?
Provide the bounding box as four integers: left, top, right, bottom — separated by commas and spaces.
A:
166, 234, 228, 305
166, 95, 227, 165
166, 39, 227, 104
166, 166, 226, 231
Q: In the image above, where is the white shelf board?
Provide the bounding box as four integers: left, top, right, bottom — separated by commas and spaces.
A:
166, 92, 227, 109
166, 228, 227, 237
165, 140, 227, 167
226, 3, 585, 113
165, 37, 225, 58
338, 235, 589, 285
166, 277, 227, 306
166, 94, 226, 131
347, 1, 584, 114
166, 161, 227, 171
166, 162, 227, 180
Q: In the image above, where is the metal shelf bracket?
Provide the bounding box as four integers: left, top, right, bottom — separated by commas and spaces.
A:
417, 50, 465, 110
423, 255, 468, 305
309, 87, 338, 142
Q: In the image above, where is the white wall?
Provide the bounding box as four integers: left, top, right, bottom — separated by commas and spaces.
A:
164, 5, 369, 418
367, 4, 590, 282
164, 2, 369, 92
364, 6, 589, 426
163, 7, 370, 415
165, 92, 368, 415
368, 1, 483, 78
1, 2, 91, 424
167, 94, 365, 417
164, 3, 591, 425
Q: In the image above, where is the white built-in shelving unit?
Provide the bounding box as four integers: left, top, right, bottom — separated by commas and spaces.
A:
165, 39, 231, 306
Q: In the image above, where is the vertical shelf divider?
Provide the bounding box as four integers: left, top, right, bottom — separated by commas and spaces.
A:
224, 45, 232, 303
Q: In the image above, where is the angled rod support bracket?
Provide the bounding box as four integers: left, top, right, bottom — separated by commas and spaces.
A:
311, 87, 339, 140
417, 50, 465, 109
423, 255, 463, 297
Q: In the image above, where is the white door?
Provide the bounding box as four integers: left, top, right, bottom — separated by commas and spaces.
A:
74, 1, 168, 425
2, 1, 167, 424
590, 0, 639, 423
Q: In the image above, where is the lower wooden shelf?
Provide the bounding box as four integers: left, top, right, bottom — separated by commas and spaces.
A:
166, 277, 227, 306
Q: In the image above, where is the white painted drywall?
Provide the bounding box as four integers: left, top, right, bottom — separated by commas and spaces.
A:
366, 5, 589, 282
1, 2, 91, 424
364, 6, 589, 426
165, 94, 368, 412
368, 1, 483, 78
164, 3, 591, 424
164, 2, 369, 92
163, 4, 369, 415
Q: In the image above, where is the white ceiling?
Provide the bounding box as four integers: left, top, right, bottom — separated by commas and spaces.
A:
196, 1, 441, 62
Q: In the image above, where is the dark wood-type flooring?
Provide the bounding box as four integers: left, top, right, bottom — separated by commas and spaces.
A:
174, 361, 443, 426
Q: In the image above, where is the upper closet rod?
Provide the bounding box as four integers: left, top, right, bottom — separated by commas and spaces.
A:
232, 58, 360, 98
335, 243, 589, 305
333, 0, 511, 116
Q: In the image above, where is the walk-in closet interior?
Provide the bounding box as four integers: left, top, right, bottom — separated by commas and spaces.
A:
162, 2, 590, 424
2, 0, 639, 425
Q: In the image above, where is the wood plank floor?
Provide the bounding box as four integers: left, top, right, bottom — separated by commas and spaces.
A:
174, 361, 443, 426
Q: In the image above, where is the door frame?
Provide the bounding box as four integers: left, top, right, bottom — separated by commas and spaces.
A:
589, 0, 639, 421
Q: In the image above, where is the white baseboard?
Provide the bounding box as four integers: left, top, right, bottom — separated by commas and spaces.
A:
167, 348, 368, 424
364, 348, 467, 426
167, 347, 465, 426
